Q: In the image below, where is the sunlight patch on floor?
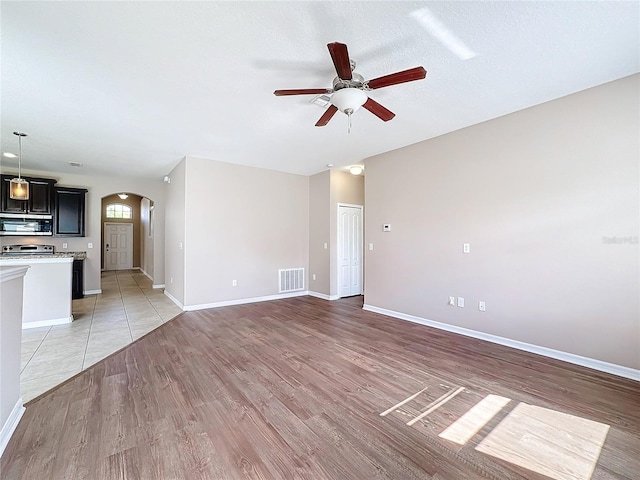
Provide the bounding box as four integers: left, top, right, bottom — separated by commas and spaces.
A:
439, 394, 511, 445
475, 403, 609, 480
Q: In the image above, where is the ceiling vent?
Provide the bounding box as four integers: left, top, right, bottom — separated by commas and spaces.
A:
310, 94, 332, 107
69, 162, 83, 167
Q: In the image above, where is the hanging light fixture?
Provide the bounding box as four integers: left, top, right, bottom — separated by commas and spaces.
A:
9, 131, 29, 200
118, 193, 128, 200
330, 88, 368, 133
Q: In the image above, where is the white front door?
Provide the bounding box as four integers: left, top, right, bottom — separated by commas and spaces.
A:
104, 222, 133, 270
337, 204, 363, 297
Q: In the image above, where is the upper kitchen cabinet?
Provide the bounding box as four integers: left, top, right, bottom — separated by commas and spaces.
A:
0, 175, 57, 214
54, 186, 87, 237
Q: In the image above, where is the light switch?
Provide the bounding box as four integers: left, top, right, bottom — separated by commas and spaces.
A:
324, 242, 328, 249
62, 243, 68, 249
368, 243, 374, 251
457, 297, 465, 308
88, 243, 93, 249
463, 243, 470, 254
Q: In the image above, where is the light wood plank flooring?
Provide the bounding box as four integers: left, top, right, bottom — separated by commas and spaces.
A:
3, 295, 639, 479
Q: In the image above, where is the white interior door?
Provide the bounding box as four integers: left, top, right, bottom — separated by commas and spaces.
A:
104, 222, 133, 270
338, 204, 363, 297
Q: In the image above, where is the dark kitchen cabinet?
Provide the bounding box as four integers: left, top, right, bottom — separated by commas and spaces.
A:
54, 186, 87, 237
0, 175, 56, 214
72, 259, 84, 299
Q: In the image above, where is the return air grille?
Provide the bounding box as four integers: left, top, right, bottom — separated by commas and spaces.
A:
279, 268, 304, 293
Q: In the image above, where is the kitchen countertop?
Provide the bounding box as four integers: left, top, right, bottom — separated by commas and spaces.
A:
0, 251, 86, 261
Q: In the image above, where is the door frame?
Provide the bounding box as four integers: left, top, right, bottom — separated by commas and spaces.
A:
103, 222, 134, 271
336, 203, 364, 298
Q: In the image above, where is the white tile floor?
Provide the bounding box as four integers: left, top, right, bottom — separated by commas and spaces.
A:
20, 270, 183, 402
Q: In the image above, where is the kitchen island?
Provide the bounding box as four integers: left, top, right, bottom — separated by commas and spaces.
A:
0, 254, 79, 329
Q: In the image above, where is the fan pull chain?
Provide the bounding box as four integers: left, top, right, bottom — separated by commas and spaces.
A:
345, 108, 354, 134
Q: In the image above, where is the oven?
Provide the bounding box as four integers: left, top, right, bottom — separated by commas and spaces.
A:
1, 244, 55, 255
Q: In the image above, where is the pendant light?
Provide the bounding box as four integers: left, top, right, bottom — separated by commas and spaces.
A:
9, 131, 29, 200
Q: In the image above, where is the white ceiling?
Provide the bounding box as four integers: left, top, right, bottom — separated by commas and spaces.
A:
1, 1, 638, 180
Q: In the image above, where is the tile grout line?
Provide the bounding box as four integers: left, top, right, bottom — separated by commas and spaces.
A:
81, 294, 98, 371
20, 326, 52, 375
118, 270, 135, 342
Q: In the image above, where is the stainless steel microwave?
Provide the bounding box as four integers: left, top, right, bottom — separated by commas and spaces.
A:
0, 214, 53, 236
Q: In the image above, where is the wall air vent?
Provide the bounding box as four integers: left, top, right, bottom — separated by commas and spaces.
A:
279, 268, 304, 293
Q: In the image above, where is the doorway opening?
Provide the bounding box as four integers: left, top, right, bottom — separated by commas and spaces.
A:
337, 203, 363, 298
101, 193, 155, 280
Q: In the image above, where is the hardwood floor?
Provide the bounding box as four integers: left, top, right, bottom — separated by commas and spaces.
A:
2, 295, 639, 479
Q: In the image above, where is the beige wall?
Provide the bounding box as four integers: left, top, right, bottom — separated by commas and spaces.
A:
309, 171, 331, 296
140, 197, 154, 280
181, 156, 309, 307
101, 193, 142, 269
364, 74, 639, 369
0, 169, 166, 293
164, 158, 186, 305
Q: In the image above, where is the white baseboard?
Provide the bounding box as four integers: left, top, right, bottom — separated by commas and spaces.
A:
164, 291, 184, 310
140, 268, 153, 281
152, 284, 165, 289
184, 290, 309, 311
84, 289, 101, 295
363, 304, 640, 383
0, 398, 25, 458
22, 315, 73, 329
308, 291, 340, 301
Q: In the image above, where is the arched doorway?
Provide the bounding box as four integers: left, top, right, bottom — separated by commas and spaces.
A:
101, 192, 155, 279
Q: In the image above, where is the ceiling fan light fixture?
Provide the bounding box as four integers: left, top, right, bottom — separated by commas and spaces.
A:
9, 132, 29, 200
330, 88, 367, 114
350, 165, 363, 175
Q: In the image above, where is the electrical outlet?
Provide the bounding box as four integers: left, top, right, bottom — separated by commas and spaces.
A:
324, 242, 328, 249
62, 242, 68, 249
312, 274, 316, 281
463, 243, 470, 254
232, 280, 237, 287
479, 301, 486, 312
369, 243, 374, 251
457, 297, 465, 308
448, 296, 455, 306
87, 242, 93, 248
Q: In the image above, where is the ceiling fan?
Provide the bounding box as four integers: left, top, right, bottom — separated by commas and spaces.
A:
274, 42, 427, 129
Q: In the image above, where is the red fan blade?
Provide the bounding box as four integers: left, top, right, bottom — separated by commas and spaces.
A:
363, 98, 395, 122
315, 105, 339, 127
367, 66, 427, 90
327, 42, 352, 80
274, 89, 330, 96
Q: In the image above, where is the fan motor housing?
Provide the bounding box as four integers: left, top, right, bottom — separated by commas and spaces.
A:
333, 73, 366, 91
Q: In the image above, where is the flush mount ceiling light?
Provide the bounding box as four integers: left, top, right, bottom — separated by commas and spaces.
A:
9, 132, 29, 200
349, 165, 364, 175
3, 152, 17, 158
118, 193, 128, 200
